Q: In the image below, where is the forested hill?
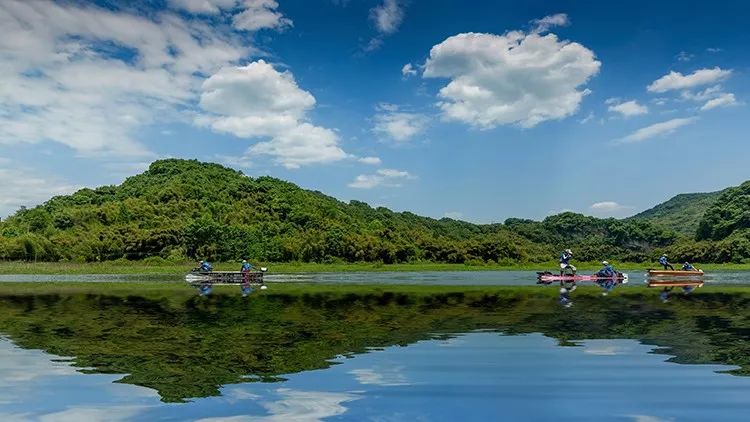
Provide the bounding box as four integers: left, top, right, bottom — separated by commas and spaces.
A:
0, 159, 749, 264
628, 190, 726, 235
697, 181, 750, 241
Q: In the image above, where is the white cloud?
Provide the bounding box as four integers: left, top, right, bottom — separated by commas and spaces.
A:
169, 0, 236, 14
198, 60, 348, 168
647, 67, 732, 93
579, 112, 595, 124
530, 13, 569, 33
443, 211, 464, 220
0, 1, 249, 157
200, 61, 315, 133
677, 85, 739, 112
369, 0, 404, 35
169, 0, 292, 32
348, 168, 413, 189
618, 117, 696, 144
589, 201, 634, 217
700, 92, 738, 111
232, 0, 293, 32
0, 168, 80, 218
358, 156, 382, 165
590, 201, 627, 211
680, 85, 723, 102
247, 123, 347, 169
401, 63, 417, 77
422, 28, 600, 128
372, 104, 428, 142
706, 47, 723, 53
607, 99, 648, 117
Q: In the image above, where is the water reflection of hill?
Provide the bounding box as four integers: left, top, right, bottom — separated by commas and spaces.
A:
0, 287, 748, 402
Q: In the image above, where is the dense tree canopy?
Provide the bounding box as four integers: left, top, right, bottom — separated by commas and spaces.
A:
1, 159, 748, 264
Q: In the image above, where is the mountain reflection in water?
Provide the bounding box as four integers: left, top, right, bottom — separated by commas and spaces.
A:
0, 286, 749, 405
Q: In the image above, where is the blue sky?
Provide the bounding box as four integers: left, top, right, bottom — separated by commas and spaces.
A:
1, 0, 748, 222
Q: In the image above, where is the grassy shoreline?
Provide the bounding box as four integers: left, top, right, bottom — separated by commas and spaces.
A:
2, 260, 750, 275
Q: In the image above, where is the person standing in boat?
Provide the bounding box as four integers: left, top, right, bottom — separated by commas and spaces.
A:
240, 259, 255, 273
240, 259, 256, 286
198, 260, 213, 272
682, 262, 696, 271
559, 249, 576, 276
658, 254, 674, 270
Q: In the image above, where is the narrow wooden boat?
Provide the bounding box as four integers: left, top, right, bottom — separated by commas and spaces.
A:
536, 272, 628, 283
647, 269, 704, 277
185, 270, 265, 285
646, 280, 704, 288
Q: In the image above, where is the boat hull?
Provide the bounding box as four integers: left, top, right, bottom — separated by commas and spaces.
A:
647, 280, 703, 288
647, 270, 704, 277
537, 272, 628, 283
185, 271, 264, 285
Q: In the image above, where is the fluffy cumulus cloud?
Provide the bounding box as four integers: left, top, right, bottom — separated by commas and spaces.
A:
0, 0, 297, 165
422, 27, 600, 128
372, 104, 428, 142
0, 1, 298, 158
607, 99, 648, 117
169, 0, 292, 31
618, 117, 696, 144
647, 67, 731, 93
348, 168, 413, 189
198, 60, 348, 168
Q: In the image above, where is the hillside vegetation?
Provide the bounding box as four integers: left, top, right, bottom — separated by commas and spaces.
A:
629, 191, 725, 235
0, 159, 748, 264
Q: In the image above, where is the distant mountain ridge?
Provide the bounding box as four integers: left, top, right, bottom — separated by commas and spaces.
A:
628, 190, 727, 236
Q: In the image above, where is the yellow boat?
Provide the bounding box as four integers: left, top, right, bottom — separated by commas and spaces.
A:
647, 269, 704, 277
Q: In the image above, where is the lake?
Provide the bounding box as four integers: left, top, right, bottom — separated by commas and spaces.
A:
1, 281, 749, 421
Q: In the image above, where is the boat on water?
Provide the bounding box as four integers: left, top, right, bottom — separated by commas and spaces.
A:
646, 280, 704, 288
185, 268, 267, 285
536, 271, 628, 283
647, 269, 704, 277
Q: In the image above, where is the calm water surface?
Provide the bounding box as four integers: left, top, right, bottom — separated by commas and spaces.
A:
2, 333, 749, 421
1, 270, 748, 284
1, 279, 749, 421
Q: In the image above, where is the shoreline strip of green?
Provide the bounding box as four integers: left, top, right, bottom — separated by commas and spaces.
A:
2, 261, 750, 275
